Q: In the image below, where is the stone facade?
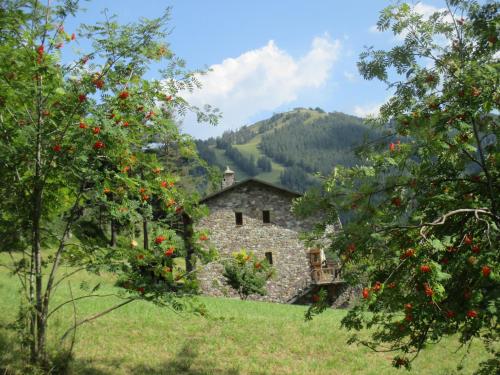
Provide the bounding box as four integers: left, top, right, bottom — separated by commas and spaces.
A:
196, 179, 317, 303
292, 283, 361, 308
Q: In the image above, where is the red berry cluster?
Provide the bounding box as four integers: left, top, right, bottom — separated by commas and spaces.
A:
164, 247, 175, 257
154, 235, 166, 244
401, 248, 415, 259
119, 90, 129, 100
93, 141, 105, 150
419, 264, 431, 273
362, 287, 369, 299
423, 283, 433, 297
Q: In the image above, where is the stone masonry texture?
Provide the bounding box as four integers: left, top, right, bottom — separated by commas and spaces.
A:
196, 180, 317, 303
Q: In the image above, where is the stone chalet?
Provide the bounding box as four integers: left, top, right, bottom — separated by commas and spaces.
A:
196, 167, 345, 304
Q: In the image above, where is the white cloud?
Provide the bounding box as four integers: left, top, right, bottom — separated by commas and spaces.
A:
353, 102, 383, 118
369, 2, 452, 38
343, 71, 357, 82
180, 35, 341, 138
413, 2, 443, 18
414, 3, 454, 24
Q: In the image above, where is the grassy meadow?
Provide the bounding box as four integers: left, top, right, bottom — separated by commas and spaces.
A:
0, 252, 489, 375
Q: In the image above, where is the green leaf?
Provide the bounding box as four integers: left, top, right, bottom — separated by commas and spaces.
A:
486, 301, 497, 315
431, 239, 445, 251
436, 271, 451, 281
91, 283, 101, 293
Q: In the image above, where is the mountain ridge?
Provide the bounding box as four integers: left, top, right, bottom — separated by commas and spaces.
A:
196, 107, 376, 192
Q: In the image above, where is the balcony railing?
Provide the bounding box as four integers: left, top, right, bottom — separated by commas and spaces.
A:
310, 265, 343, 284
308, 248, 344, 284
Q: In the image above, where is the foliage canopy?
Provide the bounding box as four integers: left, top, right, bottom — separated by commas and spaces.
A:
296, 0, 499, 371
0, 0, 218, 369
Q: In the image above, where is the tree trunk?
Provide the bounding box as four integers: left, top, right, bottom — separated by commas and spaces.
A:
110, 219, 117, 247
32, 183, 47, 365
29, 242, 36, 362
141, 170, 149, 250
31, 57, 48, 365
143, 218, 149, 250
31, 122, 46, 365
182, 213, 195, 272
99, 205, 103, 232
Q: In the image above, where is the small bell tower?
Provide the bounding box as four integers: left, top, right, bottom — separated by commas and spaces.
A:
222, 166, 235, 189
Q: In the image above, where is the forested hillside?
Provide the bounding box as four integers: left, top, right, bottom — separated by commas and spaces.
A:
196, 108, 377, 192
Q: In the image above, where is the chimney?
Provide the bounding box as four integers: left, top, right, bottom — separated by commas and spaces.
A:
222, 166, 235, 189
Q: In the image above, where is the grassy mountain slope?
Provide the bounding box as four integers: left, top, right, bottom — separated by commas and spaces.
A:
197, 108, 376, 192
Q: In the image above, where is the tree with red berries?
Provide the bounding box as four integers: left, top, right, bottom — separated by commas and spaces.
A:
222, 250, 275, 300
0, 0, 218, 370
296, 1, 498, 371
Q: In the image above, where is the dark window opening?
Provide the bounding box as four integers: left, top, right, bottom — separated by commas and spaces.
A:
235, 212, 243, 226
262, 210, 270, 223
265, 252, 273, 265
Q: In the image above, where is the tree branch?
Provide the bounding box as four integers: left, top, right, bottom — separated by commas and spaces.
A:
48, 293, 120, 319
7, 250, 29, 299
419, 208, 493, 238
42, 186, 85, 317
373, 208, 494, 236
60, 298, 137, 342
50, 267, 87, 293
67, 281, 78, 358
471, 117, 497, 218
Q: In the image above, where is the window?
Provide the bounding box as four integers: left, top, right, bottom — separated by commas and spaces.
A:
235, 212, 243, 226
265, 252, 273, 265
262, 210, 270, 223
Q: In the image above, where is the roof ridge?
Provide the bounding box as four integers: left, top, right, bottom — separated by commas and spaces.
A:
199, 178, 302, 203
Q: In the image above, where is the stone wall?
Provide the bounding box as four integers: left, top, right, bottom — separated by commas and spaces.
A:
291, 283, 361, 308
196, 181, 316, 303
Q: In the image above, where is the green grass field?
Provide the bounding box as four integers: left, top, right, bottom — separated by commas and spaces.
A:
0, 252, 489, 375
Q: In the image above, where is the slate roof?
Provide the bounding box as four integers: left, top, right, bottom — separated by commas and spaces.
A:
199, 178, 302, 203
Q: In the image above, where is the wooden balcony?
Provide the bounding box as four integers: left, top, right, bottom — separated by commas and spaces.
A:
310, 266, 343, 284
308, 248, 344, 285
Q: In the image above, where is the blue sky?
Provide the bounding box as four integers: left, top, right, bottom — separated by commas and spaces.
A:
66, 0, 451, 139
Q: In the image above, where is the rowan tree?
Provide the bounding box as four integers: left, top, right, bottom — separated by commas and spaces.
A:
222, 250, 275, 300
0, 0, 218, 370
295, 1, 499, 371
